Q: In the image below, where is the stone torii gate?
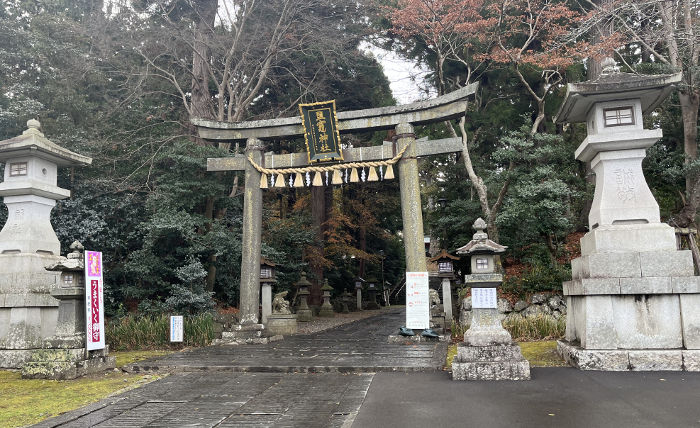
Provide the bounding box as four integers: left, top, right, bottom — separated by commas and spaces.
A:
196, 84, 477, 326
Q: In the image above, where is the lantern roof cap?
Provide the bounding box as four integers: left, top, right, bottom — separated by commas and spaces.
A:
429, 249, 460, 262
260, 257, 276, 267
321, 279, 333, 291
455, 218, 507, 255
555, 58, 682, 124
0, 120, 92, 166
45, 241, 85, 272
295, 271, 312, 288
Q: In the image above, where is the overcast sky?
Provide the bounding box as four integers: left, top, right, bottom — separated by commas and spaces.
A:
360, 43, 436, 105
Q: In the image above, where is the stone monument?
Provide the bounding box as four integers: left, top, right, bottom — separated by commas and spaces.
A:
555, 59, 700, 371
0, 120, 92, 369
452, 218, 530, 380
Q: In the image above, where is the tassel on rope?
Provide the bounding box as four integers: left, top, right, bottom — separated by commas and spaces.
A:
332, 169, 343, 185
260, 174, 269, 189
312, 171, 323, 186
350, 168, 359, 183
274, 173, 286, 188
367, 166, 379, 182
384, 164, 395, 180
294, 172, 304, 188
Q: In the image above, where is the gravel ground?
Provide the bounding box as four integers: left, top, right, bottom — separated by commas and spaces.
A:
295, 306, 398, 335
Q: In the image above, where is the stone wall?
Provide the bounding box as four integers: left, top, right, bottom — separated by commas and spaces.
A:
459, 292, 566, 326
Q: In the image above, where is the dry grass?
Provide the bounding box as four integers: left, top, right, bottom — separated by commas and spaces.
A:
503, 314, 565, 341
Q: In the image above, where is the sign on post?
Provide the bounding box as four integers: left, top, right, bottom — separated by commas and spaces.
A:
170, 316, 184, 342
405, 271, 430, 329
85, 251, 105, 351
472, 287, 498, 309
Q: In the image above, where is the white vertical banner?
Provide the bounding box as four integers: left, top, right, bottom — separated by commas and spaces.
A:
405, 271, 430, 329
85, 251, 105, 351
170, 316, 184, 342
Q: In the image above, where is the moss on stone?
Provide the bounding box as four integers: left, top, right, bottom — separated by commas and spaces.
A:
447, 340, 567, 370
518, 341, 567, 367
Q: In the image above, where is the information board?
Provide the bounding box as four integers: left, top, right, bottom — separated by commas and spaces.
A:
85, 251, 105, 351
170, 316, 184, 342
472, 287, 498, 309
405, 271, 430, 329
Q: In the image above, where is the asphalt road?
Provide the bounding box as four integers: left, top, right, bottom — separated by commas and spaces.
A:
353, 368, 700, 428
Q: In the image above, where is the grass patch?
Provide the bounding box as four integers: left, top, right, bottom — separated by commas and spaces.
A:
445, 344, 458, 370
518, 340, 567, 367
107, 313, 215, 351
446, 340, 566, 369
503, 314, 565, 341
113, 350, 175, 368
0, 370, 159, 427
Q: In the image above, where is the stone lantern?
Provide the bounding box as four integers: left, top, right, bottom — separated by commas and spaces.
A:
555, 60, 700, 371
22, 242, 115, 379
259, 257, 276, 325
429, 249, 460, 325
318, 279, 335, 317
0, 120, 92, 369
452, 218, 530, 381
354, 276, 365, 311
295, 272, 313, 322
366, 278, 380, 310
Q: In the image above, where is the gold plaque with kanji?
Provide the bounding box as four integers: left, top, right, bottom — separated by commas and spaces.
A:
299, 100, 343, 163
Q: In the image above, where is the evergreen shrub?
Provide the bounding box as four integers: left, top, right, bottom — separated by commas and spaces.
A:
502, 261, 569, 298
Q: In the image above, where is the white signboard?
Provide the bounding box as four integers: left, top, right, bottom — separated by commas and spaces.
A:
472, 287, 498, 309
85, 251, 105, 351
170, 316, 184, 342
405, 271, 430, 329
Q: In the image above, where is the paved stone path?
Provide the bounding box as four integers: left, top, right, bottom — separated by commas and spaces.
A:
36, 308, 446, 427
126, 307, 446, 373
35, 372, 373, 428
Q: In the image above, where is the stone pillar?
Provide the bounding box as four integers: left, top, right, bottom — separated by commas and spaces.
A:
261, 283, 272, 326
239, 138, 264, 325
396, 123, 427, 273
442, 278, 453, 325
356, 288, 362, 311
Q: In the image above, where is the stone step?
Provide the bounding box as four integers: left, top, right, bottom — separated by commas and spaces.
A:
452, 359, 530, 381
456, 344, 525, 362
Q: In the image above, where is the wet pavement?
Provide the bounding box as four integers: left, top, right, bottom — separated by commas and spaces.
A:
35, 308, 444, 427
33, 307, 700, 428
125, 308, 446, 373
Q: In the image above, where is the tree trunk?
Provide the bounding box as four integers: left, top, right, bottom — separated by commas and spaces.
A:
310, 185, 326, 305
190, 0, 218, 128
674, 90, 700, 228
